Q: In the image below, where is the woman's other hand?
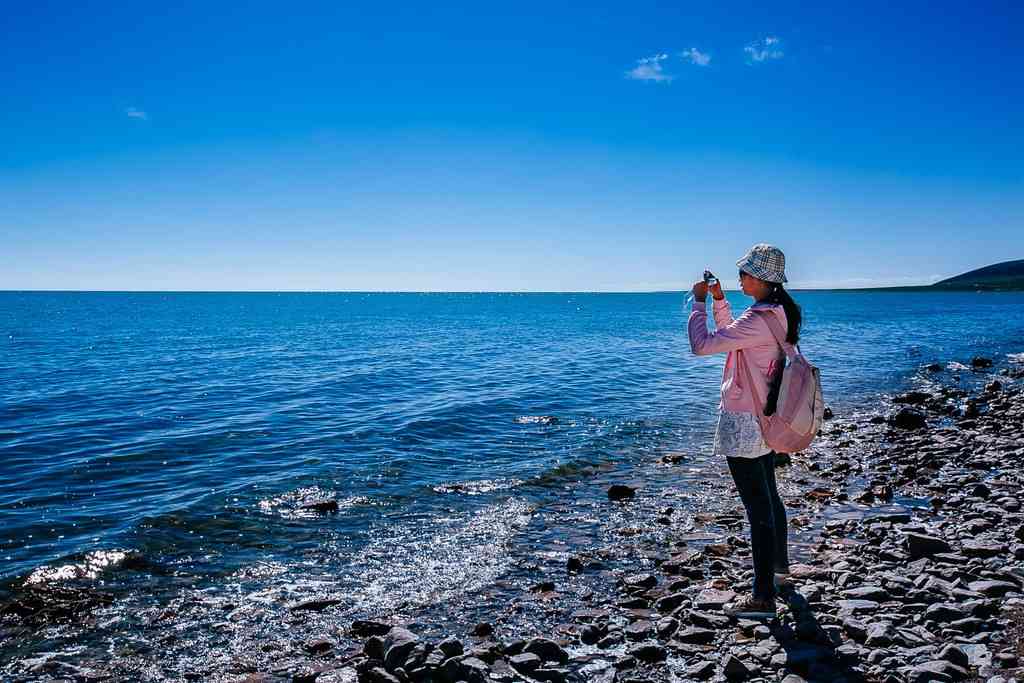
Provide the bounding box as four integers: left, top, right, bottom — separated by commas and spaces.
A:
709, 280, 725, 301
691, 281, 708, 302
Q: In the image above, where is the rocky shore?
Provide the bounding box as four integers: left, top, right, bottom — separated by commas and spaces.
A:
3, 354, 1023, 682
330, 357, 1024, 683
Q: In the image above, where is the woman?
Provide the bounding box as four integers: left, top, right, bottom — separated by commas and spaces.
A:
687, 243, 802, 619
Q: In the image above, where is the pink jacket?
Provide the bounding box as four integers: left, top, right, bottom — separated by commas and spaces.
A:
688, 299, 787, 414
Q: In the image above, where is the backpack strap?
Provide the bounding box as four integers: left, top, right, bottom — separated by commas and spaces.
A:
751, 308, 798, 360
739, 349, 769, 431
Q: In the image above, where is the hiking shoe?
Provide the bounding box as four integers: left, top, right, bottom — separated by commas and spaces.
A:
723, 596, 777, 619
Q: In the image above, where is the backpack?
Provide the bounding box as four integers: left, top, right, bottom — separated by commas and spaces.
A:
740, 310, 824, 454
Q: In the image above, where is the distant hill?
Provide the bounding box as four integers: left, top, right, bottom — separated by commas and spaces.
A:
930, 259, 1024, 291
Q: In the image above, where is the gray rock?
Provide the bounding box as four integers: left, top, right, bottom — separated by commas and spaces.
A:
674, 627, 717, 645
937, 644, 970, 668
865, 622, 896, 647
905, 532, 952, 558
836, 599, 879, 614
361, 668, 401, 683
924, 603, 967, 623
438, 636, 464, 658
891, 408, 927, 430
961, 540, 1006, 559
685, 660, 716, 679
523, 637, 568, 664
383, 627, 420, 672
967, 580, 1017, 597
508, 653, 541, 673
842, 585, 890, 601
722, 654, 751, 680
625, 620, 654, 641
608, 485, 636, 501
694, 589, 736, 610
628, 642, 668, 663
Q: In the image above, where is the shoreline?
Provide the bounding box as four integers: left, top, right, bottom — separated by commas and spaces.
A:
2, 355, 1023, 681
339, 357, 1024, 683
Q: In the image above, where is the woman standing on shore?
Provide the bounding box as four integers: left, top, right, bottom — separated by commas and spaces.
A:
687, 243, 802, 619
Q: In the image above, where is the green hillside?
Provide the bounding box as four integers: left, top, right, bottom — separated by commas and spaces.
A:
931, 259, 1024, 291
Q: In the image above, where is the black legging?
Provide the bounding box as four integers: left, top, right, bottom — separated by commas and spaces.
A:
726, 451, 789, 600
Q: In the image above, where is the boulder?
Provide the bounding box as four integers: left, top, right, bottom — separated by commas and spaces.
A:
523, 637, 568, 664
905, 532, 952, 558
607, 485, 636, 501
891, 408, 927, 430
383, 627, 419, 672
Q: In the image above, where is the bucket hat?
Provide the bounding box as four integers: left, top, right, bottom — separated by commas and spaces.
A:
737, 243, 787, 284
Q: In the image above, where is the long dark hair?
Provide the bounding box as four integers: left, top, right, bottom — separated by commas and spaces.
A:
764, 284, 802, 344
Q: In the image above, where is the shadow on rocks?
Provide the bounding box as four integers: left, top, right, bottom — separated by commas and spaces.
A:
770, 588, 866, 683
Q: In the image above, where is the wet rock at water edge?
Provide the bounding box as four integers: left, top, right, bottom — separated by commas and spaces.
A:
971, 356, 993, 369
382, 627, 420, 672
472, 622, 494, 637
628, 642, 668, 663
608, 484, 637, 501
351, 619, 392, 637
523, 637, 569, 664
891, 407, 927, 430
300, 499, 340, 514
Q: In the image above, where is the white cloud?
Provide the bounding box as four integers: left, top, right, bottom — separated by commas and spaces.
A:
125, 107, 148, 120
680, 47, 711, 66
744, 36, 784, 64
625, 53, 673, 83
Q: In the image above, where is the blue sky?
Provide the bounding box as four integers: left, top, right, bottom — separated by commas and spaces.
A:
2, 0, 1022, 291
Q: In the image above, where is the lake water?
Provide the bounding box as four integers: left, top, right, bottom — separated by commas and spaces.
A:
1, 290, 1022, 673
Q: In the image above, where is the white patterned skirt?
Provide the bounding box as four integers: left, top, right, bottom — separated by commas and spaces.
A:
713, 410, 772, 459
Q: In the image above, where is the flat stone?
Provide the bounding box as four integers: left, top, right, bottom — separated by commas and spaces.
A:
695, 589, 736, 611
924, 602, 967, 623
508, 653, 541, 673
836, 599, 879, 614
685, 660, 716, 679
842, 585, 890, 601
674, 627, 716, 645
627, 643, 668, 663
523, 637, 568, 664
905, 532, 952, 558
967, 580, 1017, 597
608, 484, 636, 501
722, 654, 751, 680
961, 540, 1007, 559
624, 621, 654, 641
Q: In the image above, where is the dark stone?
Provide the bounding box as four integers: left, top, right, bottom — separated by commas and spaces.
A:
905, 532, 952, 558
623, 573, 657, 590
937, 644, 970, 668
608, 485, 636, 501
471, 622, 493, 637
722, 654, 751, 680
924, 363, 943, 372
971, 356, 993, 369
523, 637, 568, 664
304, 638, 333, 655
508, 653, 541, 674
364, 635, 387, 662
566, 556, 583, 573
530, 581, 556, 593
961, 540, 1006, 559
674, 627, 716, 645
352, 620, 392, 637
685, 660, 716, 680
532, 668, 570, 683
891, 408, 927, 430
967, 580, 1017, 597
654, 593, 688, 612
894, 391, 931, 405
383, 627, 420, 672
625, 621, 654, 641
822, 406, 834, 420
290, 598, 343, 612
628, 643, 668, 663
694, 589, 735, 610
300, 499, 339, 513
361, 668, 401, 683
924, 603, 967, 623
438, 636, 464, 658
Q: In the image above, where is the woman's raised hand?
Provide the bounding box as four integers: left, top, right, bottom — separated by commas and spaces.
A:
691, 281, 708, 302
709, 280, 725, 301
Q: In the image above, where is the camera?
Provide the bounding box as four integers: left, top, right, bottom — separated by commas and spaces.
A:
703, 270, 718, 287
